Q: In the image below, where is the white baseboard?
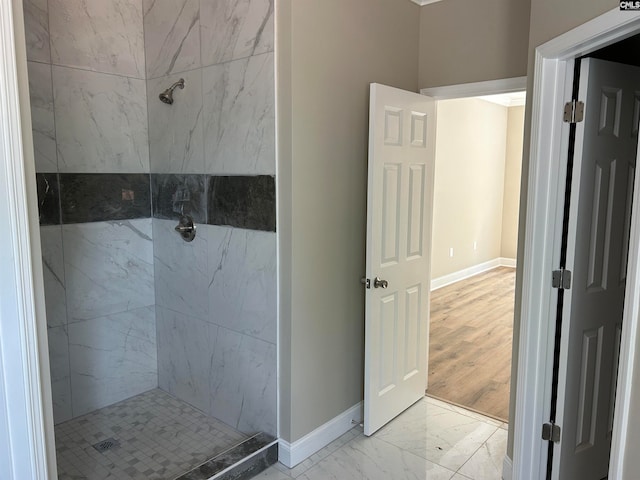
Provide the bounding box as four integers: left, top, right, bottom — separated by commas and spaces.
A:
499, 257, 517, 268
430, 257, 516, 291
502, 455, 513, 480
278, 402, 363, 468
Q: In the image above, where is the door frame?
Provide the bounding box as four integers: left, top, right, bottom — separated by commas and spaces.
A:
0, 0, 56, 478
420, 76, 527, 100
513, 8, 640, 480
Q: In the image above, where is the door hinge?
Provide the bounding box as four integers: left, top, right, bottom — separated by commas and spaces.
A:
563, 100, 584, 123
552, 269, 572, 290
542, 422, 561, 443
361, 277, 371, 289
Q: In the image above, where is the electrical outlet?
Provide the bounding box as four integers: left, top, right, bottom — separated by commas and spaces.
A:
473, 241, 477, 251
449, 247, 454, 258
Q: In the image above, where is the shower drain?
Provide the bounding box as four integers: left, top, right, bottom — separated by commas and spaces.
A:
92, 438, 120, 453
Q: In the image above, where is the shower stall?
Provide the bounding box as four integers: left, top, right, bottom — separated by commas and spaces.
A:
25, 0, 277, 478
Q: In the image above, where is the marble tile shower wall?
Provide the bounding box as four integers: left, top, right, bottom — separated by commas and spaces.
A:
25, 0, 156, 425
145, 0, 277, 437
24, 0, 277, 437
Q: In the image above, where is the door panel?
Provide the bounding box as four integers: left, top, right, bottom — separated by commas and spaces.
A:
598, 87, 622, 137
620, 165, 635, 283
364, 84, 435, 436
407, 165, 425, 259
608, 323, 623, 435
554, 58, 640, 480
379, 293, 399, 395
575, 326, 602, 451
382, 164, 401, 265
404, 284, 421, 378
586, 158, 614, 290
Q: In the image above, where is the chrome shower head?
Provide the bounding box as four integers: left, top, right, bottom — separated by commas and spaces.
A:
159, 78, 185, 105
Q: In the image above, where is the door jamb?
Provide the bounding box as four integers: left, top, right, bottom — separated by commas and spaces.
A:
420, 76, 527, 100
514, 8, 640, 480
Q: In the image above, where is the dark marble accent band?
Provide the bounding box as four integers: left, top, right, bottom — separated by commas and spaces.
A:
208, 176, 276, 232
176, 433, 277, 480
36, 173, 61, 225
35, 172, 276, 230
59, 173, 151, 224
151, 174, 207, 224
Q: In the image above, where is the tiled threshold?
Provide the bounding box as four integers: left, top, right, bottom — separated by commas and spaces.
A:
176, 432, 278, 480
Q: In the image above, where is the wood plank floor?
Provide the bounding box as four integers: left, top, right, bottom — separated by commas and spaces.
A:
427, 266, 515, 422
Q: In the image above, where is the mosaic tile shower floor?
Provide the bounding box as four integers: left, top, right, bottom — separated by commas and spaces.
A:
54, 389, 248, 480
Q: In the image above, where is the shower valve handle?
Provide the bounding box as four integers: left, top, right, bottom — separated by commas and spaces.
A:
174, 215, 196, 242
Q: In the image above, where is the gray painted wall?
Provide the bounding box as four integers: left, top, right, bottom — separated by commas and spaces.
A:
277, 0, 420, 443
419, 0, 531, 88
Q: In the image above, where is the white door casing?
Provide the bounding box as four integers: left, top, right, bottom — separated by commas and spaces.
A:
0, 0, 56, 478
553, 58, 640, 479
364, 83, 436, 436
512, 10, 640, 479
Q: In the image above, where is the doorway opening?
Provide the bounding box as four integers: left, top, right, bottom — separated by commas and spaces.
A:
427, 93, 525, 423
513, 10, 640, 480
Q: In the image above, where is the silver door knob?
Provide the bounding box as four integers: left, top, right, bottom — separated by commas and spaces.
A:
373, 277, 388, 289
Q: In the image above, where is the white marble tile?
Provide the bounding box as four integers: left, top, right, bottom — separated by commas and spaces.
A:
47, 325, 72, 424
143, 0, 200, 79
63, 219, 155, 322
275, 429, 364, 478
253, 466, 292, 479
304, 429, 361, 467
276, 458, 314, 479
23, 0, 50, 63
296, 435, 451, 480
209, 326, 276, 435
457, 428, 507, 480
152, 218, 209, 320
206, 226, 276, 343
147, 70, 204, 173
421, 402, 499, 472
444, 406, 502, 428
27, 62, 57, 172
68, 306, 157, 416
203, 52, 275, 175
425, 396, 504, 428
40, 226, 67, 328
156, 306, 214, 416
450, 475, 472, 480
52, 66, 149, 173
200, 0, 273, 67
373, 398, 427, 457
49, 0, 145, 78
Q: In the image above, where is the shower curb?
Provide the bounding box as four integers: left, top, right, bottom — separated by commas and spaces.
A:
174, 432, 278, 480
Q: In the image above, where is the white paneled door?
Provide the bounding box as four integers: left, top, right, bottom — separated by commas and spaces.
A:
554, 58, 640, 479
364, 84, 436, 436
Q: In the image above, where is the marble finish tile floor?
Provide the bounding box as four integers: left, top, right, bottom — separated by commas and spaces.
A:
54, 389, 247, 479
263, 396, 508, 480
